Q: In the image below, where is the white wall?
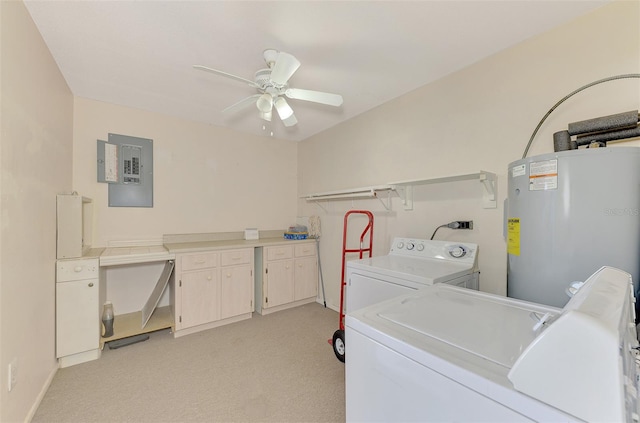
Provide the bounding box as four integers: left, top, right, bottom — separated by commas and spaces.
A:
298, 1, 640, 311
73, 97, 299, 246
0, 2, 74, 421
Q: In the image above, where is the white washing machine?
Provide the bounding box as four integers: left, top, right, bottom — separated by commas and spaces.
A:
346, 266, 639, 422
346, 237, 479, 314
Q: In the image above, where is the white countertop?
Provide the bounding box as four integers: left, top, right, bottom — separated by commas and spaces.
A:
164, 236, 315, 254
100, 245, 175, 266
95, 232, 316, 266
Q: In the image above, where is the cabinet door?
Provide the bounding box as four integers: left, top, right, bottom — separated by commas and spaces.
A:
179, 269, 219, 329
220, 265, 253, 319
294, 256, 318, 301
264, 259, 294, 308
56, 279, 99, 357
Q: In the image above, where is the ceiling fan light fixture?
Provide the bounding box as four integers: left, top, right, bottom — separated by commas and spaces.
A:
260, 110, 272, 122
274, 97, 294, 119
282, 114, 298, 127
256, 93, 273, 113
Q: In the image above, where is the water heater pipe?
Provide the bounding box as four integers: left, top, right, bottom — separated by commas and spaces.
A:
554, 110, 640, 151
522, 73, 640, 159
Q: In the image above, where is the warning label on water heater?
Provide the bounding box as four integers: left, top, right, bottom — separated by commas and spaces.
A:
529, 159, 558, 191
507, 218, 520, 256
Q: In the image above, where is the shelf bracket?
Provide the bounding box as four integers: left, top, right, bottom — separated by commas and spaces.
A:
375, 190, 394, 211
391, 185, 414, 211
313, 201, 328, 213
479, 171, 497, 209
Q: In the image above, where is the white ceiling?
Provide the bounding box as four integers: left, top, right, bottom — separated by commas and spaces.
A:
24, 0, 609, 142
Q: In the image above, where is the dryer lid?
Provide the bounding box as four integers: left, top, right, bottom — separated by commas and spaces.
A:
375, 285, 556, 368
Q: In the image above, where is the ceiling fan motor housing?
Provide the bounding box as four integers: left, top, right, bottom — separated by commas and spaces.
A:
254, 69, 272, 89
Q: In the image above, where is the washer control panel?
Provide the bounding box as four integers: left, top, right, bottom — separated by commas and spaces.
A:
390, 237, 477, 264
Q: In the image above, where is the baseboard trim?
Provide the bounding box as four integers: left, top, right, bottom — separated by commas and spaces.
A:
26, 364, 57, 422
315, 298, 339, 313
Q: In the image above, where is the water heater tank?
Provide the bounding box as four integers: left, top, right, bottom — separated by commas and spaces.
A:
506, 147, 640, 308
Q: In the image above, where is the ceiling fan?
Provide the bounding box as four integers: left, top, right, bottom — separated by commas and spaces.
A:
194, 49, 343, 127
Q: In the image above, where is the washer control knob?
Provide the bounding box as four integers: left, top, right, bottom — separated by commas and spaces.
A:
416, 244, 425, 252
396, 242, 405, 249
449, 245, 467, 258
407, 242, 415, 250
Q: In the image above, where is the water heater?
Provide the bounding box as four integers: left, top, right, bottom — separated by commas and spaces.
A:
507, 147, 640, 308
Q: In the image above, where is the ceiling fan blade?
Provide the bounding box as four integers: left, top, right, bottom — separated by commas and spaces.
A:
222, 94, 261, 114
285, 88, 343, 107
274, 97, 297, 127
270, 53, 301, 86
193, 65, 259, 88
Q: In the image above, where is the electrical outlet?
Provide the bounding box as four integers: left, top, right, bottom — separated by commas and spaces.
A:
8, 358, 17, 392
457, 221, 474, 230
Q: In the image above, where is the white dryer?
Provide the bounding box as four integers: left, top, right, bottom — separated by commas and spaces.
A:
346, 237, 479, 314
346, 266, 639, 422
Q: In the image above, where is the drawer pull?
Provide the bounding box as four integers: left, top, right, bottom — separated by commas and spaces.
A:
74, 266, 83, 272
276, 252, 284, 256
298, 264, 303, 267
226, 273, 231, 278
286, 265, 290, 269
88, 282, 94, 287
232, 256, 241, 260
207, 275, 212, 281
195, 260, 206, 264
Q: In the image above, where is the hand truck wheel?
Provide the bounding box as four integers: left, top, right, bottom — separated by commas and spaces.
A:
332, 329, 345, 363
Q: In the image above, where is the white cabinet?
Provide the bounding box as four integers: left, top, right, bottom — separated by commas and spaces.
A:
180, 267, 219, 329
172, 248, 253, 337
258, 241, 318, 315
220, 249, 254, 319
56, 257, 103, 367
293, 243, 318, 301
264, 245, 294, 308
174, 251, 219, 331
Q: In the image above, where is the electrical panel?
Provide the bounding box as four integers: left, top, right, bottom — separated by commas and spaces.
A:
97, 133, 153, 207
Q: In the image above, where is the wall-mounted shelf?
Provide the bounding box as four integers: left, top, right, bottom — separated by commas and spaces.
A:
389, 171, 497, 210
303, 171, 497, 211
303, 185, 395, 211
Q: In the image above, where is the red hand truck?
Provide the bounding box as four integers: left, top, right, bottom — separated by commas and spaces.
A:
331, 210, 374, 362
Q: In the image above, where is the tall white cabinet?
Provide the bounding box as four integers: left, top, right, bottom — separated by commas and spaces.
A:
56, 254, 105, 367
56, 194, 104, 367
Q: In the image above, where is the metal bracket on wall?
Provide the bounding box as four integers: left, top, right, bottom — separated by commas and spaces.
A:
390, 185, 413, 210
479, 171, 497, 208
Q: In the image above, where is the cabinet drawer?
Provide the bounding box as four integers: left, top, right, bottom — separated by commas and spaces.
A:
295, 243, 316, 258
181, 252, 218, 270
57, 258, 99, 282
267, 245, 293, 261
221, 249, 252, 267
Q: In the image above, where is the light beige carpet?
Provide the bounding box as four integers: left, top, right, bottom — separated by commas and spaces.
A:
33, 303, 345, 423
